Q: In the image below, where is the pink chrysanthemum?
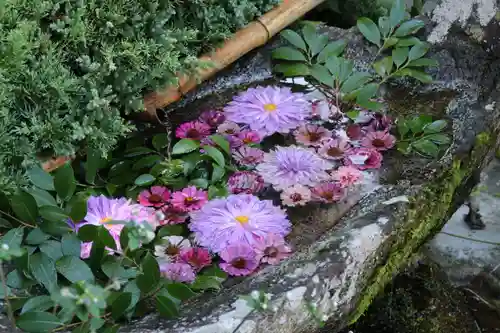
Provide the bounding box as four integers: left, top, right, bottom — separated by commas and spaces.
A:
318, 139, 351, 160
217, 121, 241, 135
228, 171, 265, 194
344, 147, 383, 170
219, 244, 259, 276
179, 248, 212, 271
138, 186, 170, 208
175, 121, 211, 140
280, 185, 312, 207
310, 100, 332, 121
224, 134, 244, 150
159, 205, 188, 225
332, 166, 363, 188
171, 186, 208, 212
294, 124, 332, 146
232, 146, 265, 167
237, 130, 261, 145
154, 236, 191, 262
361, 131, 396, 151
346, 124, 363, 140
256, 145, 330, 190
224, 86, 310, 137
199, 110, 226, 128
254, 233, 292, 265
189, 194, 290, 253
311, 182, 345, 203
367, 113, 392, 132
160, 262, 196, 283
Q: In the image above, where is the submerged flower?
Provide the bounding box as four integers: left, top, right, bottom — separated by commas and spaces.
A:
138, 186, 170, 208
217, 121, 241, 135
232, 146, 264, 167
318, 139, 351, 160
228, 171, 265, 194
280, 185, 312, 207
160, 263, 196, 283
254, 233, 292, 265
257, 146, 330, 190
179, 248, 212, 271
189, 194, 290, 253
171, 186, 208, 212
154, 236, 191, 262
80, 242, 92, 259
332, 166, 363, 188
237, 130, 261, 145
346, 124, 363, 140
311, 182, 345, 203
219, 244, 259, 276
160, 205, 188, 225
294, 124, 332, 146
310, 100, 333, 121
367, 113, 392, 132
344, 148, 383, 170
224, 86, 310, 136
199, 110, 226, 127
361, 131, 396, 151
175, 121, 211, 140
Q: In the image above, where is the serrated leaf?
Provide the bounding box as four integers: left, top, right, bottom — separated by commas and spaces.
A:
167, 283, 197, 301
27, 166, 55, 191
172, 139, 200, 155
39, 240, 64, 261
17, 311, 62, 333
272, 46, 307, 61
54, 163, 76, 201
317, 40, 347, 63
30, 253, 57, 292
394, 19, 425, 37
202, 146, 225, 167
136, 253, 160, 293
340, 72, 372, 94
152, 133, 170, 151
413, 139, 439, 157
27, 188, 57, 208
408, 42, 429, 60
423, 119, 447, 134
357, 17, 381, 47
111, 292, 132, 320
392, 47, 409, 68
378, 16, 390, 37
427, 133, 451, 145
310, 64, 334, 86
133, 155, 163, 171
210, 135, 230, 155
10, 191, 38, 224
273, 63, 310, 77
390, 0, 406, 28
25, 228, 50, 245
134, 174, 156, 186
408, 58, 439, 67
62, 233, 81, 257
21, 296, 54, 314
280, 29, 307, 51
56, 256, 94, 283
156, 295, 179, 318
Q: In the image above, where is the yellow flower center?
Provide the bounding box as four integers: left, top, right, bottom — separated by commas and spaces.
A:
185, 196, 194, 202
263, 103, 277, 112
235, 215, 249, 224
100, 217, 112, 224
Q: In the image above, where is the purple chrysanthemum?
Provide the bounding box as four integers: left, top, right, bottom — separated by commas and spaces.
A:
160, 262, 196, 283
219, 244, 259, 276
256, 145, 330, 190
175, 121, 211, 140
189, 194, 290, 253
223, 86, 310, 137
228, 171, 265, 194
232, 146, 265, 167
199, 110, 226, 128
217, 121, 241, 135
237, 130, 261, 145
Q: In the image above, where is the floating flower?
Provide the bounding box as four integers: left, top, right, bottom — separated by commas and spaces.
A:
189, 194, 290, 253
217, 121, 241, 135
311, 182, 345, 203
175, 121, 211, 140
318, 139, 351, 160
254, 233, 292, 265
361, 131, 396, 151
310, 100, 332, 121
280, 185, 312, 207
171, 186, 208, 212
228, 171, 265, 194
332, 166, 363, 188
344, 147, 383, 170
367, 113, 392, 132
256, 146, 330, 190
179, 248, 212, 271
224, 134, 244, 149
224, 86, 310, 136
219, 244, 259, 276
199, 110, 226, 127
294, 124, 332, 146
138, 186, 170, 208
232, 146, 264, 167
80, 242, 92, 259
237, 130, 261, 145
346, 124, 363, 140
159, 205, 188, 225
154, 236, 191, 262
160, 262, 196, 283
200, 136, 216, 147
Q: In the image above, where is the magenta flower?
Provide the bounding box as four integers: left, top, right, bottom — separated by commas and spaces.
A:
160, 262, 196, 283
256, 145, 330, 190
294, 124, 332, 146
318, 139, 351, 160
232, 146, 265, 167
228, 171, 265, 194
219, 244, 259, 276
224, 134, 244, 149
237, 130, 261, 145
179, 248, 212, 271
254, 233, 292, 265
311, 182, 345, 203
280, 184, 312, 207
189, 194, 290, 253
159, 205, 188, 225
199, 110, 226, 127
224, 86, 310, 137
361, 131, 396, 151
217, 121, 241, 135
332, 166, 363, 188
175, 121, 211, 140
344, 147, 383, 170
138, 186, 170, 208
171, 186, 208, 212
346, 124, 363, 140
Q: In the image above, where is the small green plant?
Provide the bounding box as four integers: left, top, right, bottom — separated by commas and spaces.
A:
395, 116, 450, 157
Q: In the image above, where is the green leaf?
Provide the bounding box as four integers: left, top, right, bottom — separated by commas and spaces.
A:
27, 166, 55, 191
85, 147, 102, 184
152, 133, 170, 151
157, 225, 184, 238
373, 56, 393, 77
10, 191, 38, 224
427, 133, 451, 145
397, 68, 433, 83
189, 178, 209, 189
316, 40, 347, 63
39, 240, 64, 261
98, 227, 117, 250
383, 37, 399, 49
392, 47, 409, 68
397, 120, 410, 137
134, 174, 156, 186
397, 141, 411, 154
301, 24, 326, 56
207, 184, 228, 200
25, 228, 50, 245
54, 163, 76, 201
30, 253, 57, 292
68, 196, 88, 222
101, 259, 137, 280
0, 217, 12, 228
408, 116, 425, 133
123, 280, 141, 312
210, 135, 231, 155
309, 64, 334, 86
21, 296, 54, 314
408, 58, 439, 67
190, 276, 222, 291
39, 206, 68, 223
56, 256, 94, 283
390, 0, 406, 28
62, 233, 81, 257
357, 17, 381, 47
408, 42, 429, 60
133, 155, 163, 171
394, 19, 425, 37
202, 265, 228, 281
397, 37, 421, 47
17, 311, 62, 333
1, 227, 23, 248
340, 72, 372, 94
274, 63, 310, 77
202, 146, 225, 167
40, 219, 72, 237
211, 164, 225, 182
124, 147, 155, 157
413, 139, 440, 157
423, 119, 447, 134
27, 188, 57, 208
78, 224, 98, 242
156, 295, 179, 318
280, 29, 307, 51
7, 269, 25, 288
172, 139, 200, 155
111, 292, 132, 320
337, 58, 354, 83
271, 46, 307, 61
167, 283, 197, 301
136, 253, 161, 293
378, 16, 391, 37
355, 83, 379, 104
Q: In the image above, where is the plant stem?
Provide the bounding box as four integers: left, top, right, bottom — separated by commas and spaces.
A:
0, 210, 35, 228
0, 262, 16, 330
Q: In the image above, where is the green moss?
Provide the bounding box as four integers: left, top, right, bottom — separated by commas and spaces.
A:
349, 132, 494, 324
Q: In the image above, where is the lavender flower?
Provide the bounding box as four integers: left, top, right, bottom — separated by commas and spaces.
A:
199, 110, 226, 127
254, 233, 292, 265
228, 171, 265, 194
160, 262, 196, 283
232, 146, 265, 167
219, 244, 259, 276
